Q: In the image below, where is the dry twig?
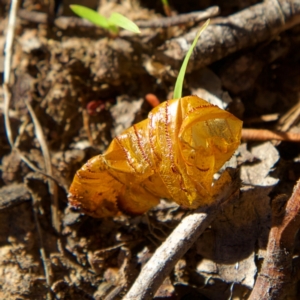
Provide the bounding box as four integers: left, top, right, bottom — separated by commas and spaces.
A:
249, 179, 300, 300
242, 128, 300, 142
24, 100, 60, 233
3, 0, 18, 147
18, 6, 219, 29
135, 6, 219, 28
276, 101, 300, 132
82, 109, 94, 146
244, 113, 280, 124
154, 0, 300, 71
25, 174, 53, 300
18, 9, 101, 30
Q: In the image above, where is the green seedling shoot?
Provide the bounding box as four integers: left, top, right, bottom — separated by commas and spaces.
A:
173, 19, 210, 99
70, 5, 140, 34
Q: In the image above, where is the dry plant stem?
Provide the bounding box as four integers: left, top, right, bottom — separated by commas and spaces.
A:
82, 109, 94, 146
244, 113, 280, 124
25, 174, 53, 300
155, 0, 300, 70
18, 152, 58, 184
276, 101, 300, 132
17, 6, 219, 29
18, 9, 100, 30
4, 0, 18, 84
136, 6, 219, 28
123, 205, 218, 300
242, 128, 300, 142
13, 120, 67, 190
32, 198, 52, 300
3, 84, 13, 146
249, 179, 300, 300
24, 99, 60, 233
3, 0, 19, 147
16, 149, 67, 191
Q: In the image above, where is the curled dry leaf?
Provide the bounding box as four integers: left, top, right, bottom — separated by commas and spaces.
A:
68, 96, 242, 217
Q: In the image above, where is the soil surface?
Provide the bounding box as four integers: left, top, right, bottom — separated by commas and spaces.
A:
1, 0, 300, 299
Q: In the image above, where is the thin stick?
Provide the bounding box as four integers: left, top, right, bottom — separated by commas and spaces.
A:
82, 109, 94, 146
18, 9, 102, 30
136, 6, 219, 28
244, 113, 280, 124
276, 101, 300, 132
242, 128, 300, 142
24, 99, 60, 233
17, 149, 67, 191
3, 0, 19, 147
32, 197, 53, 300
18, 6, 219, 29
13, 119, 67, 191
4, 0, 18, 84
25, 174, 53, 300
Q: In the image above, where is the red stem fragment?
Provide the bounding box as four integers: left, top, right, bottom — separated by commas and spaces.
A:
145, 93, 161, 108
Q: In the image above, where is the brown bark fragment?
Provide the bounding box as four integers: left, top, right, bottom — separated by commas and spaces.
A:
154, 0, 300, 71
249, 179, 300, 300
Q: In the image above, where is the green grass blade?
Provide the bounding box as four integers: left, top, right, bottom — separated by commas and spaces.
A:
173, 19, 210, 99
109, 12, 140, 34
70, 5, 110, 29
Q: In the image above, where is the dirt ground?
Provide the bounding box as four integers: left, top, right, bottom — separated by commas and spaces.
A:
1, 0, 300, 299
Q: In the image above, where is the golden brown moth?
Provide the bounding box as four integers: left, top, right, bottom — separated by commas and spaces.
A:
68, 95, 242, 218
